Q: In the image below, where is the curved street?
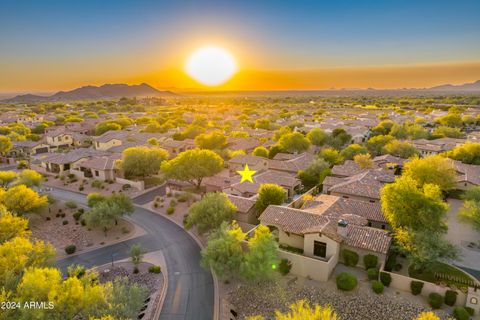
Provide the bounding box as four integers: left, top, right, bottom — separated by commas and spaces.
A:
52, 188, 214, 320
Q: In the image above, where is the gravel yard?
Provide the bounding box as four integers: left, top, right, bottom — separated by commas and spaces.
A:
227, 274, 451, 320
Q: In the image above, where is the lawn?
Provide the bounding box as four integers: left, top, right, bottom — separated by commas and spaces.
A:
408, 262, 473, 289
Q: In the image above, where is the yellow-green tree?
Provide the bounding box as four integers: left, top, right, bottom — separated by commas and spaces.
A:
0, 171, 18, 187
247, 300, 337, 320
403, 156, 457, 191
0, 185, 48, 214
0, 209, 31, 242
121, 146, 169, 178
14, 169, 43, 187
414, 312, 440, 320
0, 135, 13, 155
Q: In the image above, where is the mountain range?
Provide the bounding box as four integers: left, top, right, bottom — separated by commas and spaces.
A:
2, 80, 480, 102
3, 83, 176, 103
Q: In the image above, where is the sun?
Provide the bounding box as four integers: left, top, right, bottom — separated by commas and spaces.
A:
185, 46, 237, 86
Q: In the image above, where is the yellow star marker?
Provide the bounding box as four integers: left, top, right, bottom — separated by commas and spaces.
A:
237, 164, 256, 183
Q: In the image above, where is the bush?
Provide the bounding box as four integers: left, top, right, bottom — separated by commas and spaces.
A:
166, 207, 175, 215
464, 307, 474, 316
410, 280, 424, 295
169, 199, 177, 207
367, 268, 379, 281
80, 219, 86, 226
453, 307, 470, 320
336, 272, 358, 291
62, 220, 68, 225
380, 272, 392, 287
363, 254, 378, 269
278, 259, 292, 275
372, 280, 384, 294
73, 211, 83, 221
65, 200, 77, 209
342, 249, 359, 267
133, 266, 139, 274
445, 290, 458, 306
428, 292, 444, 309
122, 184, 131, 190
148, 265, 161, 274
65, 245, 76, 254
91, 180, 103, 189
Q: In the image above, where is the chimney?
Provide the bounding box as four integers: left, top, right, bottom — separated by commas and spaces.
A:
337, 219, 348, 237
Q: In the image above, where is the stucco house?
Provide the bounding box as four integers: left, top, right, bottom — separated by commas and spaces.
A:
259, 194, 391, 281
70, 154, 120, 181
227, 194, 258, 224
452, 160, 480, 190
45, 129, 74, 150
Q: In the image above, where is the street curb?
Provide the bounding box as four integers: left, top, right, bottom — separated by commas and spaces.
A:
140, 202, 220, 320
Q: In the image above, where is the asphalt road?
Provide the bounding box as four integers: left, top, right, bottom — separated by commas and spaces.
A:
52, 188, 214, 320
133, 183, 167, 205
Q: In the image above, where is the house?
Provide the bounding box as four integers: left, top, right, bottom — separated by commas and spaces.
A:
227, 137, 262, 153
452, 160, 480, 190
93, 131, 129, 151
227, 195, 258, 224
160, 139, 195, 156
268, 152, 316, 174
45, 129, 74, 150
259, 194, 391, 281
10, 140, 50, 157
324, 169, 395, 203
411, 137, 466, 156
39, 149, 108, 174
228, 155, 269, 173
70, 154, 120, 181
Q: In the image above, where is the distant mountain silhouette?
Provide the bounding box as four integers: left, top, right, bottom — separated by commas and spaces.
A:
3, 83, 176, 102
428, 80, 480, 91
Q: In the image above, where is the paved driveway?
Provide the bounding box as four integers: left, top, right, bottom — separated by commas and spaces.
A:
53, 188, 214, 320
445, 198, 480, 280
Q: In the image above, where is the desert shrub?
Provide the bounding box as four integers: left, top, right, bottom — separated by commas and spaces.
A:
62, 220, 68, 225
342, 249, 359, 267
445, 290, 458, 306
133, 266, 139, 274
61, 213, 66, 218
65, 245, 76, 254
411, 280, 424, 295
379, 272, 392, 287
79, 186, 84, 191
169, 199, 177, 207
65, 200, 77, 209
91, 180, 103, 189
73, 211, 83, 221
78, 208, 84, 213
278, 259, 292, 275
148, 265, 161, 274
166, 207, 175, 215
68, 173, 76, 179
453, 307, 470, 320
464, 307, 474, 316
428, 292, 444, 309
46, 217, 51, 221
363, 254, 378, 269
372, 280, 384, 294
367, 268, 379, 281
80, 219, 86, 226
336, 272, 358, 291
122, 184, 131, 190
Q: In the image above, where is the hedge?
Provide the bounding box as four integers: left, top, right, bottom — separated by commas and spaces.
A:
380, 272, 392, 287
363, 254, 378, 269
428, 292, 444, 309
410, 280, 424, 295
444, 290, 457, 306
336, 272, 358, 291
453, 306, 470, 320
65, 245, 76, 255
367, 268, 379, 281
342, 249, 359, 267
279, 259, 292, 275
372, 280, 384, 294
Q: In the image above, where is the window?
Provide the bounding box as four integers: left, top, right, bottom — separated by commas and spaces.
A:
342, 195, 349, 199
95, 170, 99, 177
313, 241, 327, 258
369, 200, 375, 203
381, 225, 386, 229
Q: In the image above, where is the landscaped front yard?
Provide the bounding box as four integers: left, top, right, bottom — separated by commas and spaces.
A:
408, 262, 474, 290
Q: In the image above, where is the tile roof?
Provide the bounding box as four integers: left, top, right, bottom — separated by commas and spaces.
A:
40, 149, 108, 165
453, 160, 480, 185
328, 169, 394, 200
344, 225, 391, 254
227, 195, 257, 213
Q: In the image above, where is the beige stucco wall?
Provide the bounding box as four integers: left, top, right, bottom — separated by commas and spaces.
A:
278, 230, 304, 249
339, 244, 386, 268
278, 248, 338, 282
95, 139, 122, 151
47, 134, 73, 147
304, 233, 340, 261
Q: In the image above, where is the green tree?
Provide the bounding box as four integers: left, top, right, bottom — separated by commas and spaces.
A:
129, 244, 144, 269
95, 122, 121, 135
121, 146, 168, 178
432, 126, 465, 138
241, 225, 279, 281
435, 113, 463, 127
252, 146, 269, 158
458, 186, 480, 231
306, 128, 329, 146
371, 120, 395, 136
185, 192, 236, 234
84, 193, 133, 235
255, 184, 286, 213
195, 131, 228, 150
298, 159, 330, 189
107, 277, 149, 320
403, 156, 456, 191
340, 144, 369, 160
381, 176, 448, 231
201, 221, 245, 280
319, 148, 343, 165
383, 140, 418, 158
87, 192, 106, 208
161, 149, 224, 189
278, 132, 310, 153
366, 135, 394, 156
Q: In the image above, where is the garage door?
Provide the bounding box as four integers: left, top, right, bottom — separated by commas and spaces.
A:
35, 147, 49, 154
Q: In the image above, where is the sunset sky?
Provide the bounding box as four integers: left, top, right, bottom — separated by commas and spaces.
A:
1, 0, 480, 92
